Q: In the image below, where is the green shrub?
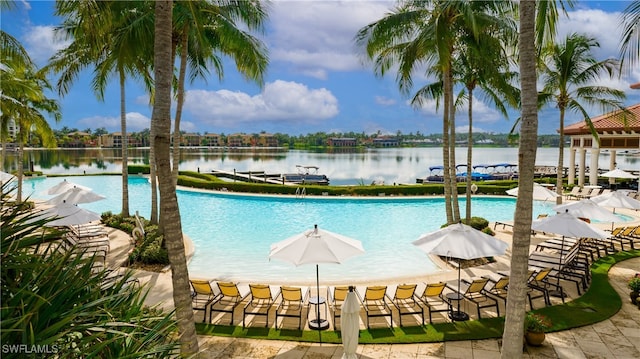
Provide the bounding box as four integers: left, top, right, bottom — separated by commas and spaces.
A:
462, 216, 490, 231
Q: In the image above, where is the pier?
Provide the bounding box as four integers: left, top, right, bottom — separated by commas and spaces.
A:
210, 169, 297, 185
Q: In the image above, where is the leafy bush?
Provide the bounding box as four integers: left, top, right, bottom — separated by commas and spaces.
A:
525, 312, 552, 332
461, 216, 490, 231
102, 212, 170, 266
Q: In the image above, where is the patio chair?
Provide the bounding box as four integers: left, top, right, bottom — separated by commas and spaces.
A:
565, 186, 582, 200
328, 286, 350, 329
275, 286, 309, 329
356, 285, 393, 329
189, 279, 218, 322
527, 267, 558, 306
455, 278, 500, 319
417, 282, 449, 324
243, 284, 275, 328
482, 274, 509, 305
388, 284, 424, 326
209, 282, 250, 325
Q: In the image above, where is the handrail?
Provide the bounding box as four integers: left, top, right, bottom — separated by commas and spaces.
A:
295, 187, 306, 199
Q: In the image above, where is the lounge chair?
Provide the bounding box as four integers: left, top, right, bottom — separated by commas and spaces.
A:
451, 278, 500, 319
189, 279, 217, 322
209, 282, 250, 325
417, 282, 449, 324
328, 286, 350, 329
565, 186, 582, 200
243, 284, 275, 328
356, 285, 393, 329
482, 273, 510, 305
388, 284, 424, 326
275, 286, 309, 329
529, 243, 590, 295
527, 267, 562, 305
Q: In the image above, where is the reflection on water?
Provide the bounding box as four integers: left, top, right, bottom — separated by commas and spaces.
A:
3, 147, 638, 185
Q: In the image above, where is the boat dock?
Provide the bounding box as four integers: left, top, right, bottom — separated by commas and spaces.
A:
210, 169, 297, 185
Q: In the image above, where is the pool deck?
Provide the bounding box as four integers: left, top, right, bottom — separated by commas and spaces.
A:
102, 204, 640, 358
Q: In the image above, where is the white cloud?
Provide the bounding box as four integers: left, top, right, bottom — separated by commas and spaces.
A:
184, 80, 339, 128
268, 1, 393, 75
375, 96, 396, 106
22, 25, 70, 64
77, 112, 150, 132
455, 125, 490, 133
559, 9, 623, 60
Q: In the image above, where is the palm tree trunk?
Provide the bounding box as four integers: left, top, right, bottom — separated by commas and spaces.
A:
465, 88, 473, 222
447, 67, 460, 223
120, 69, 130, 217
556, 108, 565, 204
172, 27, 189, 187
442, 73, 453, 224
16, 142, 23, 203
150, 126, 158, 225
501, 0, 537, 356
152, 1, 199, 355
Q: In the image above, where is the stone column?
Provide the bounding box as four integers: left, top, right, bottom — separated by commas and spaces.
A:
609, 150, 617, 185
589, 147, 600, 186
568, 147, 576, 185
578, 148, 586, 187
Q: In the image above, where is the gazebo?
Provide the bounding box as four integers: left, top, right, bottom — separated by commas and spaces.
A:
563, 103, 640, 187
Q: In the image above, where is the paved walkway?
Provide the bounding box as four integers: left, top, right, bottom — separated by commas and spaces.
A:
104, 222, 640, 358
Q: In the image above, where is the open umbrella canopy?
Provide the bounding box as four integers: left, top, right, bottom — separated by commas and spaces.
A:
506, 183, 559, 201
600, 168, 637, 179
269, 225, 365, 266
36, 203, 101, 227
47, 179, 91, 195
531, 211, 610, 239
1, 171, 16, 184
412, 223, 509, 260
553, 198, 620, 223
46, 187, 105, 205
590, 190, 640, 210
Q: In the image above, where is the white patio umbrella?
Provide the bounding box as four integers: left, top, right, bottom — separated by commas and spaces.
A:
506, 183, 560, 201
36, 202, 102, 227
47, 179, 91, 195
600, 168, 637, 179
412, 223, 509, 321
590, 190, 640, 212
553, 198, 620, 223
1, 171, 16, 184
341, 286, 360, 359
531, 211, 610, 240
269, 224, 365, 337
46, 187, 105, 205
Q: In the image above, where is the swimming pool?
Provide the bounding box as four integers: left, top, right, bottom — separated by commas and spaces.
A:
23, 175, 591, 284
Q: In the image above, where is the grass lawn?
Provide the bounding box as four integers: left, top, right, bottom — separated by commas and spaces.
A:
196, 249, 639, 344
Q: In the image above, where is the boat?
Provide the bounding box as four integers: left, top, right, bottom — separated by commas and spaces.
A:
281, 165, 330, 185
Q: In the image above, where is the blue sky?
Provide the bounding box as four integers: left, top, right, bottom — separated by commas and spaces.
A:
2, 1, 639, 136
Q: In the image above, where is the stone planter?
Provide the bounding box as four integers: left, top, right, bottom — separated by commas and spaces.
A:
525, 331, 546, 346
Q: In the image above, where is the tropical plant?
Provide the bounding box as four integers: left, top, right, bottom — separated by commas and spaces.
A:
628, 275, 640, 292
152, 0, 200, 355
524, 312, 552, 333
538, 33, 626, 204
0, 185, 179, 358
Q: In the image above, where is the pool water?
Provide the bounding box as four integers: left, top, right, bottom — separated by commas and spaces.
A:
22, 175, 607, 284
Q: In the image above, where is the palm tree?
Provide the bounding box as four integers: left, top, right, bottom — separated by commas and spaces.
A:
356, 1, 514, 224
538, 33, 625, 204
1, 37, 61, 202
50, 0, 155, 217
169, 0, 268, 187
502, 0, 575, 355
152, 0, 199, 355
619, 1, 640, 75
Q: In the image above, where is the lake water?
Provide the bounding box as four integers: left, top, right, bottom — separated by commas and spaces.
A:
4, 147, 639, 186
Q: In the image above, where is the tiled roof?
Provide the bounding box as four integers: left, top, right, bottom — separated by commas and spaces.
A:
563, 103, 640, 135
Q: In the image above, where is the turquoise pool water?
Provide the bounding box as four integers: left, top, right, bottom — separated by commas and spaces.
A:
23, 175, 621, 284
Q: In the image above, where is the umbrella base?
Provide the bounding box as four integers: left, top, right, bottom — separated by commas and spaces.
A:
309, 319, 330, 330
449, 311, 470, 321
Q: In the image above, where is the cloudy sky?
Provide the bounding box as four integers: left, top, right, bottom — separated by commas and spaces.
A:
3, 1, 639, 135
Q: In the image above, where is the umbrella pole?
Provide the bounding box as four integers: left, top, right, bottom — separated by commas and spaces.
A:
450, 259, 469, 321
316, 264, 322, 344
550, 236, 566, 298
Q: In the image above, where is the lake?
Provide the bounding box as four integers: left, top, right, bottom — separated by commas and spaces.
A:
3, 147, 638, 185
